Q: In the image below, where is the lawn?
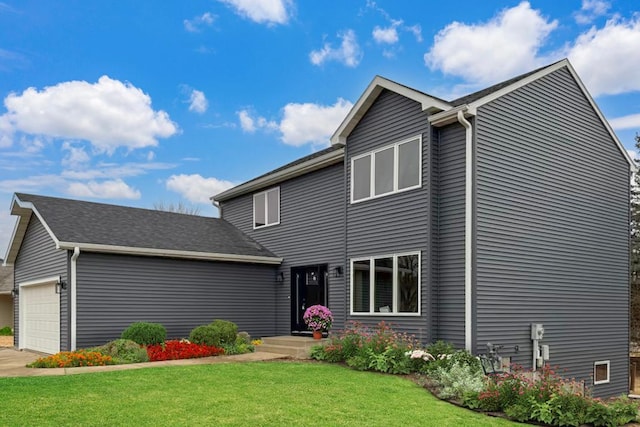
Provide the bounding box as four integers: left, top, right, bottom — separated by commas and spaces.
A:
0, 362, 525, 426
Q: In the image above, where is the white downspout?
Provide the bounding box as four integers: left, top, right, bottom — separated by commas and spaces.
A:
71, 247, 80, 350
457, 110, 473, 352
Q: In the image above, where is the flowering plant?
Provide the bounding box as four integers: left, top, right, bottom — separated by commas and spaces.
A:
146, 340, 225, 361
303, 304, 333, 332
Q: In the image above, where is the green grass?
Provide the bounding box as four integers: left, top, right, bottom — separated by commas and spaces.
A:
0, 362, 524, 426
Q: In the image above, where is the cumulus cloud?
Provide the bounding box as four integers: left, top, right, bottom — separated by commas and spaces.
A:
166, 174, 236, 203
61, 141, 90, 169
184, 12, 216, 32
279, 98, 353, 146
237, 109, 277, 133
574, 0, 610, 25
310, 29, 362, 67
218, 0, 291, 25
188, 89, 208, 113
609, 113, 640, 131
373, 25, 399, 44
67, 179, 141, 199
567, 16, 640, 96
424, 1, 557, 85
0, 76, 178, 153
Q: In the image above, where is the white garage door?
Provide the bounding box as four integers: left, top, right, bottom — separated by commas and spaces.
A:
22, 282, 60, 354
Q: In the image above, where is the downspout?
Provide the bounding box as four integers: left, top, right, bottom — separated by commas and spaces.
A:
70, 247, 80, 350
457, 110, 473, 353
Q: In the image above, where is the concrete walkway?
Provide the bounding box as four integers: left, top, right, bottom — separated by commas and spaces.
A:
0, 347, 289, 378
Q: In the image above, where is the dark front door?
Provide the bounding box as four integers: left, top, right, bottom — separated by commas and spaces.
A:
291, 264, 327, 334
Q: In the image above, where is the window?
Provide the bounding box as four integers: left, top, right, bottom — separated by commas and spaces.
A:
351, 136, 421, 203
350, 252, 420, 315
594, 361, 610, 385
253, 187, 279, 229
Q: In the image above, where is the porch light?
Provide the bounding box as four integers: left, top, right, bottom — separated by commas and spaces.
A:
55, 276, 67, 294
11, 288, 18, 297
333, 266, 343, 278
275, 272, 285, 283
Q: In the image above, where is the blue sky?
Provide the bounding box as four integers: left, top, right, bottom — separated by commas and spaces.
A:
1, 0, 639, 256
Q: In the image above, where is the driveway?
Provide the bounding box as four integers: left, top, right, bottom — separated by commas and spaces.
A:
0, 348, 54, 377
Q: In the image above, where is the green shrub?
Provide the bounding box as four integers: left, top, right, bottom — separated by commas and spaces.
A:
309, 345, 326, 361
222, 341, 254, 355
346, 354, 370, 371
189, 325, 218, 346
236, 331, 251, 345
0, 326, 12, 336
432, 362, 485, 401
121, 322, 166, 346
93, 339, 149, 364
547, 392, 589, 427
210, 319, 238, 345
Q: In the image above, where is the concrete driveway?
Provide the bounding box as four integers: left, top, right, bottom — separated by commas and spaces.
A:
0, 348, 56, 377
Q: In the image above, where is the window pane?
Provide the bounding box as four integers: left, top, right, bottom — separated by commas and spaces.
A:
374, 257, 393, 312
398, 139, 420, 190
595, 363, 609, 383
254, 193, 266, 227
352, 260, 370, 313
398, 254, 419, 313
267, 188, 279, 224
374, 147, 394, 196
353, 156, 371, 201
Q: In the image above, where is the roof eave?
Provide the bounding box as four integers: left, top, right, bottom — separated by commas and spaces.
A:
214, 146, 345, 202
330, 76, 452, 145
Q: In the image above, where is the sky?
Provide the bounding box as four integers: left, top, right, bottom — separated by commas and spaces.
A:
0, 0, 639, 257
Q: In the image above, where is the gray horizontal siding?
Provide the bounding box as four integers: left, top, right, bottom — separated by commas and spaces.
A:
475, 66, 629, 397
220, 163, 346, 335
75, 252, 277, 347
14, 215, 69, 351
433, 122, 466, 348
346, 89, 431, 342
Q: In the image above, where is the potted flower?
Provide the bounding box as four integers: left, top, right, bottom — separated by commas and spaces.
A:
303, 304, 333, 339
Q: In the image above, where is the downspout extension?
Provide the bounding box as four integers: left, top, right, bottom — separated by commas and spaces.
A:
71, 247, 80, 350
456, 110, 473, 353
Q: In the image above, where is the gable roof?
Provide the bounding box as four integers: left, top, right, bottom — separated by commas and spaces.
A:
4, 193, 281, 265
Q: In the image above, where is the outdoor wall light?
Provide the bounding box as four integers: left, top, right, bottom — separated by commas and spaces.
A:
11, 288, 18, 297
333, 266, 343, 278
55, 276, 67, 294
275, 272, 285, 283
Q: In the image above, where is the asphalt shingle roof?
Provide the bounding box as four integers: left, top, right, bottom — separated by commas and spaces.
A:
15, 193, 276, 259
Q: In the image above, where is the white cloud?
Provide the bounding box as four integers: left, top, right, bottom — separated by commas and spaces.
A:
0, 76, 178, 154
310, 29, 362, 67
574, 0, 610, 24
567, 16, 640, 96
424, 1, 557, 85
61, 142, 90, 169
407, 24, 423, 43
60, 161, 175, 181
373, 25, 399, 44
184, 12, 216, 32
188, 89, 208, 113
166, 174, 235, 203
218, 0, 291, 25
237, 109, 277, 133
627, 149, 637, 163
279, 98, 353, 146
67, 179, 141, 199
609, 113, 640, 130
0, 208, 17, 260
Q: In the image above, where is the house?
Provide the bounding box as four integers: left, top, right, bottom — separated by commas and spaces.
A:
0, 261, 13, 330
5, 59, 632, 397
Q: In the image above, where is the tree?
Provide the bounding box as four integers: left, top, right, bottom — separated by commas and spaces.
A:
153, 201, 201, 216
631, 133, 640, 341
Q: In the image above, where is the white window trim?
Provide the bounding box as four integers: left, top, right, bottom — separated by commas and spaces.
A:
349, 251, 421, 316
350, 135, 422, 204
593, 360, 610, 385
253, 187, 280, 230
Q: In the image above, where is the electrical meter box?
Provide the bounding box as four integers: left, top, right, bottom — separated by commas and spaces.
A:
531, 323, 544, 340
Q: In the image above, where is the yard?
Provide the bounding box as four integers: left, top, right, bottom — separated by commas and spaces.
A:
0, 361, 522, 426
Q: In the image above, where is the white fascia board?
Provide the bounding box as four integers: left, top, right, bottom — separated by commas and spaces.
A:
214, 147, 344, 202
429, 105, 476, 127
330, 75, 452, 145
57, 242, 283, 265
19, 276, 60, 287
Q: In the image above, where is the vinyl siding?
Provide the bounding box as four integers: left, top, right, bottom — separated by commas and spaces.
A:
75, 252, 277, 347
216, 163, 346, 335
346, 89, 431, 342
474, 66, 629, 397
432, 123, 466, 348
13, 215, 69, 350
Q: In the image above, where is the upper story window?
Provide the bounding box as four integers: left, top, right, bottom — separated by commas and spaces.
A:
351, 135, 422, 203
253, 187, 280, 229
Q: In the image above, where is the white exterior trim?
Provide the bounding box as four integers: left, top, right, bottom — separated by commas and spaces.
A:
253, 187, 280, 230
18, 276, 61, 352
56, 241, 283, 265
19, 276, 60, 288
214, 147, 344, 202
70, 247, 79, 350
593, 360, 610, 385
349, 251, 421, 316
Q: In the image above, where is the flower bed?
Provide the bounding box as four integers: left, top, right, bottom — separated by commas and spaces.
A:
28, 351, 114, 368
146, 340, 225, 361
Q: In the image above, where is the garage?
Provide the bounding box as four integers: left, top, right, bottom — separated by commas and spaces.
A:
20, 279, 60, 354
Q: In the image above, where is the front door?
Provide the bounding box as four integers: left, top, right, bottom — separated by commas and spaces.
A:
291, 264, 327, 334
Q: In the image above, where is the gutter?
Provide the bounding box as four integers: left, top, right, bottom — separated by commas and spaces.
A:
71, 247, 79, 350
456, 110, 474, 353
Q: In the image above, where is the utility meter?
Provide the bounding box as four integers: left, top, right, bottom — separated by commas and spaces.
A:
531, 323, 544, 340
